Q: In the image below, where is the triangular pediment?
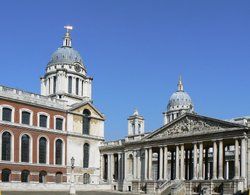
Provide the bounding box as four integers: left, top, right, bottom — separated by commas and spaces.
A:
145, 113, 245, 140
68, 101, 105, 120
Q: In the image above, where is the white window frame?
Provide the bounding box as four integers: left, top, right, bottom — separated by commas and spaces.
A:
54, 115, 65, 131
19, 132, 33, 163
37, 135, 50, 165
0, 104, 15, 123
0, 130, 15, 162
37, 112, 50, 128
19, 108, 33, 126
54, 138, 65, 166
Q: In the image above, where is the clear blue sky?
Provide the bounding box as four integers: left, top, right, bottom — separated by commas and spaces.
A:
0, 0, 250, 141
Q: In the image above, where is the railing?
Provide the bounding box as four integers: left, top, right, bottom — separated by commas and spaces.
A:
155, 180, 173, 195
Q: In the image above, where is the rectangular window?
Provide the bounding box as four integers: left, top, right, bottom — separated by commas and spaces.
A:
68, 76, 72, 94
2, 108, 12, 122
53, 76, 57, 94
56, 118, 63, 130
39, 115, 47, 128
76, 78, 79, 95
22, 111, 30, 125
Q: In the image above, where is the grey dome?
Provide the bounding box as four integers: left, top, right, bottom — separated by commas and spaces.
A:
167, 91, 193, 111
47, 47, 84, 67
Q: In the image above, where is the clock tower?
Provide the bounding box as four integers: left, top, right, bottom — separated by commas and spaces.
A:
40, 26, 93, 105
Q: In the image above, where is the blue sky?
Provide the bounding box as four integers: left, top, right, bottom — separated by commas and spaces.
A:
0, 0, 250, 140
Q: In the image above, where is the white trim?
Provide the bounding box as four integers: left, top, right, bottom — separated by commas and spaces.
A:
19, 108, 33, 126
19, 132, 33, 163
53, 138, 65, 166
54, 115, 65, 131
0, 130, 14, 162
37, 135, 50, 165
0, 104, 15, 122
37, 112, 50, 128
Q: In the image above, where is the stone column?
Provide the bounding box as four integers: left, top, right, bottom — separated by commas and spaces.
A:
133, 150, 137, 179
72, 77, 76, 94
118, 153, 122, 181
234, 139, 239, 179
180, 144, 185, 180
137, 151, 141, 179
193, 143, 197, 180
225, 161, 229, 180
159, 147, 163, 180
241, 136, 247, 178
121, 153, 124, 180
124, 152, 128, 180
198, 142, 203, 180
108, 154, 111, 182
175, 145, 180, 180
212, 141, 218, 180
111, 154, 114, 181
218, 140, 224, 180
164, 146, 168, 180
149, 147, 153, 180
144, 148, 148, 180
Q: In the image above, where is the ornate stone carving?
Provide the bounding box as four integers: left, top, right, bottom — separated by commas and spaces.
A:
153, 116, 230, 138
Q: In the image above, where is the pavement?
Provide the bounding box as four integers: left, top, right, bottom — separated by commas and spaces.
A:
2, 191, 138, 195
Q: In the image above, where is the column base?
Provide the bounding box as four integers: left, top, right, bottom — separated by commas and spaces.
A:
198, 177, 203, 180
212, 177, 217, 180
233, 176, 240, 180
218, 177, 224, 180
192, 177, 197, 180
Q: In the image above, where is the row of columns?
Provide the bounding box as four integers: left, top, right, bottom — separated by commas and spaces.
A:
101, 136, 247, 183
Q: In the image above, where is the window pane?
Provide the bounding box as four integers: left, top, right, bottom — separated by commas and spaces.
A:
2, 108, 12, 122
82, 110, 91, 135
39, 115, 47, 128
56, 139, 62, 165
2, 132, 11, 161
39, 137, 47, 163
22, 111, 30, 125
56, 118, 63, 130
2, 169, 11, 182
39, 171, 47, 183
21, 170, 29, 182
83, 143, 89, 168
68, 76, 72, 94
76, 78, 79, 95
21, 135, 30, 162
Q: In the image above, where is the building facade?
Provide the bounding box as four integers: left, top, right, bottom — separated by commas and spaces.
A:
1, 26, 250, 194
100, 78, 250, 195
0, 27, 105, 191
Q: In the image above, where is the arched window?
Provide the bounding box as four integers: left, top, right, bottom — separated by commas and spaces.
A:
55, 172, 63, 183
68, 76, 72, 94
2, 169, 11, 182
2, 108, 12, 122
82, 109, 91, 135
83, 143, 89, 168
22, 111, 30, 125
55, 139, 62, 165
56, 118, 63, 130
83, 173, 90, 184
39, 137, 47, 164
21, 134, 30, 162
2, 132, 11, 161
39, 115, 48, 128
21, 170, 29, 182
39, 171, 47, 183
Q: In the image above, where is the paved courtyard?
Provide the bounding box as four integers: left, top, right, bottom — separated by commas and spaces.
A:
2, 191, 138, 195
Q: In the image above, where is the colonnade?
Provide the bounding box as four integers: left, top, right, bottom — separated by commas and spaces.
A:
101, 136, 247, 183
